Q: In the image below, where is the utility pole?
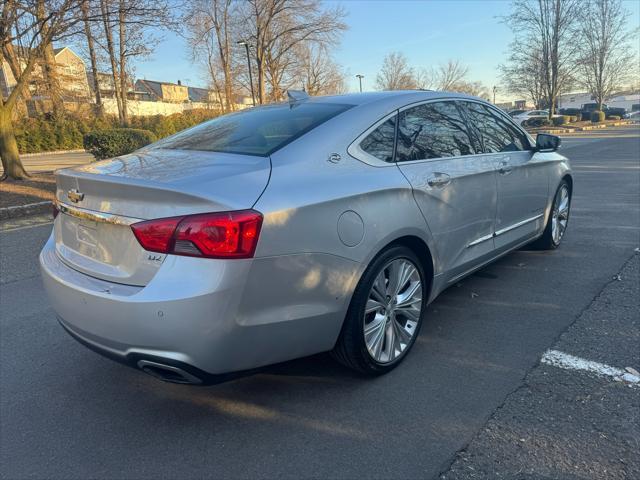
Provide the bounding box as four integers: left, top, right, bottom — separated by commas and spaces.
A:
237, 40, 256, 106
356, 74, 364, 93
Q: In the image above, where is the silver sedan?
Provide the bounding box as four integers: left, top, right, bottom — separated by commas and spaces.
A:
40, 91, 572, 384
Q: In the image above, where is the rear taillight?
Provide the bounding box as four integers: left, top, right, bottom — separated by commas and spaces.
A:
131, 210, 263, 259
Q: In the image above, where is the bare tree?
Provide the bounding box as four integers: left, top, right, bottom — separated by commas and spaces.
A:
433, 59, 469, 91
99, 0, 172, 125
503, 0, 581, 118
416, 59, 485, 95
100, 0, 124, 120
576, 0, 637, 110
185, 0, 239, 112
451, 80, 490, 98
0, 0, 89, 180
375, 52, 419, 90
499, 42, 547, 108
81, 0, 103, 116
240, 0, 346, 104
298, 44, 346, 95
36, 0, 66, 116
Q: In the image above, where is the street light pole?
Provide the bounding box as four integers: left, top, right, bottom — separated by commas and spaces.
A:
356, 74, 364, 93
492, 85, 497, 104
237, 40, 256, 106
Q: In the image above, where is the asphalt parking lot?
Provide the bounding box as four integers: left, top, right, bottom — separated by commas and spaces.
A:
1, 125, 638, 479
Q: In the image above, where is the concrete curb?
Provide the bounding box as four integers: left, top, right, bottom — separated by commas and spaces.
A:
0, 201, 52, 221
529, 120, 633, 135
536, 128, 574, 134
19, 149, 87, 158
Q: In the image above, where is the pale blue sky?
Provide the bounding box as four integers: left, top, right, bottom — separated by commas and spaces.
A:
134, 0, 640, 101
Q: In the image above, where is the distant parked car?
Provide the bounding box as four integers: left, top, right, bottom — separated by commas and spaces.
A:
580, 103, 604, 113
580, 103, 626, 119
606, 107, 627, 118
624, 111, 640, 121
508, 109, 527, 117
512, 110, 557, 126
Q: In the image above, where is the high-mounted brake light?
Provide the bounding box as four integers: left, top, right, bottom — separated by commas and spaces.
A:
131, 210, 263, 259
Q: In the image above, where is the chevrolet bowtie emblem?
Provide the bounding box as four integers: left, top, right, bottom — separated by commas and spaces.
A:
67, 189, 84, 203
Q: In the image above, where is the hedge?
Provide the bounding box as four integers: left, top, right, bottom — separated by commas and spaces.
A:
591, 110, 605, 123
552, 115, 571, 126
83, 129, 157, 160
559, 107, 581, 116
525, 117, 552, 128
14, 109, 220, 154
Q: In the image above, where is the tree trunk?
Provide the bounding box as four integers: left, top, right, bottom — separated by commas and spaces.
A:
118, 0, 129, 126
101, 0, 124, 123
255, 52, 265, 104
82, 0, 104, 117
2, 43, 32, 101
37, 0, 65, 117
0, 106, 29, 180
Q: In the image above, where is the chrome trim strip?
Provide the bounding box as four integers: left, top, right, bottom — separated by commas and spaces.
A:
57, 202, 143, 226
494, 213, 544, 237
467, 233, 494, 248
467, 213, 544, 248
450, 232, 542, 284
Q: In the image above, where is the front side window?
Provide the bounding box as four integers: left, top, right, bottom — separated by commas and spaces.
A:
396, 101, 477, 162
360, 116, 396, 162
149, 102, 353, 156
463, 102, 530, 153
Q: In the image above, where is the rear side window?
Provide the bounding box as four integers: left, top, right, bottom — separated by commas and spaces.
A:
149, 102, 353, 156
360, 117, 396, 162
396, 101, 478, 161
463, 102, 530, 153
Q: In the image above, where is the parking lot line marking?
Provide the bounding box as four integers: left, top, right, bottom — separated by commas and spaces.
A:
541, 349, 640, 384
0, 217, 53, 232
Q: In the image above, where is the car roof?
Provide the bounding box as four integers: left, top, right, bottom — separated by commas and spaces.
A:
306, 90, 486, 108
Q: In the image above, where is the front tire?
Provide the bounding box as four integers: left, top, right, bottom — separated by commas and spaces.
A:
532, 180, 571, 250
332, 246, 427, 375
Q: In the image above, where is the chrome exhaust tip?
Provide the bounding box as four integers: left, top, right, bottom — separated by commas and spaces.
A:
137, 360, 203, 385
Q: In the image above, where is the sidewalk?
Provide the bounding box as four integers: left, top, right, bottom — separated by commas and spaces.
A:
0, 151, 94, 174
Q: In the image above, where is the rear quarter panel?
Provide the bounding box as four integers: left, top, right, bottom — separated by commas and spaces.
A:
246, 116, 440, 351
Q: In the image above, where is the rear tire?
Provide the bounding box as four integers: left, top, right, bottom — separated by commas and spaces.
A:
332, 246, 427, 375
531, 180, 571, 250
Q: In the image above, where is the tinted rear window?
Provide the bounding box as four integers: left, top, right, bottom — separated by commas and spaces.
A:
149, 102, 353, 156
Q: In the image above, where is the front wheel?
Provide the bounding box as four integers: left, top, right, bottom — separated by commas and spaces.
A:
532, 180, 571, 250
332, 246, 427, 375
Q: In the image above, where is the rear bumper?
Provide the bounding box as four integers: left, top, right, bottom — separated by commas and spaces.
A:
56, 318, 246, 384
40, 234, 359, 378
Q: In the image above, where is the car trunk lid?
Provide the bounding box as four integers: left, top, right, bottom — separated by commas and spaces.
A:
54, 149, 270, 286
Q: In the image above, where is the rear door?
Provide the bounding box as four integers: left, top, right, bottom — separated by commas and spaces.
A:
461, 101, 548, 251
395, 100, 497, 277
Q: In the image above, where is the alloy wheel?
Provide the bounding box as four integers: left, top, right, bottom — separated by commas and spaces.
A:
551, 185, 570, 245
363, 258, 423, 363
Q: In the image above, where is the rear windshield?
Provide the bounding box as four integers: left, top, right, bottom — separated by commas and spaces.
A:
149, 102, 353, 156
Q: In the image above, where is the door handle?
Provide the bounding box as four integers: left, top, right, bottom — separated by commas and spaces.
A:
427, 173, 451, 188
498, 161, 513, 175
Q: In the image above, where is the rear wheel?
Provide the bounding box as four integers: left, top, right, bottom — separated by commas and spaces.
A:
332, 246, 427, 375
532, 180, 571, 250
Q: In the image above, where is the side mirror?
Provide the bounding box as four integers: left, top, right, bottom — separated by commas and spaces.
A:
535, 133, 561, 152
